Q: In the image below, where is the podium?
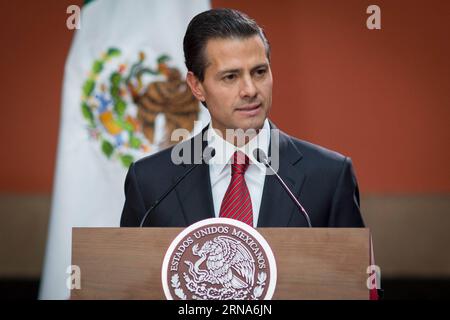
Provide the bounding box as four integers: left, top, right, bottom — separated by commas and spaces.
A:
71, 227, 372, 300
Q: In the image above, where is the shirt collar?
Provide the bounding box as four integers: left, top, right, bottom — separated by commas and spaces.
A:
207, 119, 270, 174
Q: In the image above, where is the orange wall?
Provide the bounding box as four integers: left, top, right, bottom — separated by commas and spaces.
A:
0, 0, 449, 193
0, 0, 83, 193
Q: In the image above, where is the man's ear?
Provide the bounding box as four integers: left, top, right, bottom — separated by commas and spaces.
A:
186, 71, 206, 103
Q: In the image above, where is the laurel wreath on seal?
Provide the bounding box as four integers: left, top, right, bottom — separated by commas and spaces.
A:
251, 272, 267, 300
171, 274, 186, 300
171, 271, 267, 300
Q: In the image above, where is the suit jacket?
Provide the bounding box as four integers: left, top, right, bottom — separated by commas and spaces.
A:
120, 122, 365, 228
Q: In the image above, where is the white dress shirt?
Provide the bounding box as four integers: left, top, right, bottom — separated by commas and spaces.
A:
207, 119, 270, 227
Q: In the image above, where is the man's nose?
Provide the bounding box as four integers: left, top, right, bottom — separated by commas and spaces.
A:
239, 75, 257, 99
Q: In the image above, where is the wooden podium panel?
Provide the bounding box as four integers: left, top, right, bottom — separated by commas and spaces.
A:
71, 228, 370, 300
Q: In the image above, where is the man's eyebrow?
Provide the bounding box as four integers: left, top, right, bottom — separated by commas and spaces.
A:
216, 68, 241, 77
251, 63, 269, 71
216, 63, 269, 77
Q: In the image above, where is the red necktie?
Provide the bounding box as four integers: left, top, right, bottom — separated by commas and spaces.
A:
219, 151, 254, 226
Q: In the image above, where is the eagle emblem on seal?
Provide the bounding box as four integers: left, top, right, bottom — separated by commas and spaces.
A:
185, 236, 255, 291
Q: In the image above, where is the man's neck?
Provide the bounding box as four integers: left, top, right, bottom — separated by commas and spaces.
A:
210, 124, 263, 148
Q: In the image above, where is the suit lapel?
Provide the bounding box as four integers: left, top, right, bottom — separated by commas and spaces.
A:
174, 127, 215, 226
174, 163, 215, 226
257, 125, 307, 227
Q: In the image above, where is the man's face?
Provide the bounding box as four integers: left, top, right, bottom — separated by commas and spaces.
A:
189, 35, 273, 134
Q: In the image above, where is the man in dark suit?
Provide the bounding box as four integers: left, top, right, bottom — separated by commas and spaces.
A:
121, 8, 364, 228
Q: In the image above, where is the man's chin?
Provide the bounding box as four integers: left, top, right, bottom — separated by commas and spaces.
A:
235, 117, 266, 132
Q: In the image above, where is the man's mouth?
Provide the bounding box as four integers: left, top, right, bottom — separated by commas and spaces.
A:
235, 103, 262, 116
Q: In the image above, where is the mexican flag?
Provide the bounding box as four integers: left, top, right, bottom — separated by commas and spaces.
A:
40, 0, 210, 299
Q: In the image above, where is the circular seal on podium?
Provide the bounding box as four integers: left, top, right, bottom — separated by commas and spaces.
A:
162, 218, 277, 300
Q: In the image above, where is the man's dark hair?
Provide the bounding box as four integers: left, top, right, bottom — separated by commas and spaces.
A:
183, 8, 271, 82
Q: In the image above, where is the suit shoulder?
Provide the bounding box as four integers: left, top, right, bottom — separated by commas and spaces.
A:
286, 134, 349, 169
134, 145, 174, 165
131, 134, 199, 174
